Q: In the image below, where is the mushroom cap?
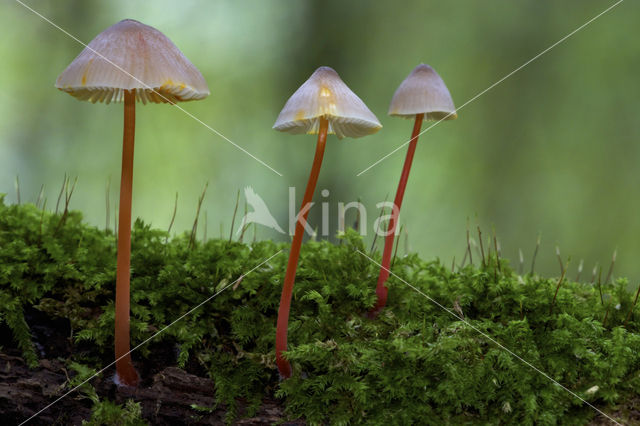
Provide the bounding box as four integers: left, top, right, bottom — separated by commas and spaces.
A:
55, 19, 209, 104
389, 64, 457, 120
273, 66, 382, 139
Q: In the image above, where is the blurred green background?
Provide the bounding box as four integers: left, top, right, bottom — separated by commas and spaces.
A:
1, 0, 638, 281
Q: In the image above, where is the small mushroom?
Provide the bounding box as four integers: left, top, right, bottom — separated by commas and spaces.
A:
56, 19, 209, 387
372, 64, 456, 315
273, 66, 381, 378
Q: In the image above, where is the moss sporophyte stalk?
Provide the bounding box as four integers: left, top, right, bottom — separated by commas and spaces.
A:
2, 197, 640, 424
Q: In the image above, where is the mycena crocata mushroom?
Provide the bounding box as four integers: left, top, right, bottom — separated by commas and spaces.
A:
55, 19, 209, 386
372, 64, 456, 315
273, 66, 382, 377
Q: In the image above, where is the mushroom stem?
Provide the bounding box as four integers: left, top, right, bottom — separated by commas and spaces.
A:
114, 90, 139, 387
371, 113, 424, 315
276, 117, 329, 378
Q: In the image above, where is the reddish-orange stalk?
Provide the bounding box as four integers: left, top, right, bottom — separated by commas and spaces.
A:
371, 114, 424, 315
276, 117, 329, 378
114, 90, 139, 386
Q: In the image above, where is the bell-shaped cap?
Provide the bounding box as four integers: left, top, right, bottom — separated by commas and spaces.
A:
389, 64, 457, 121
273, 66, 382, 139
55, 19, 209, 104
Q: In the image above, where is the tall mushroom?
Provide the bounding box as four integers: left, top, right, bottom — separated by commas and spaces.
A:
372, 64, 456, 315
273, 66, 381, 377
56, 19, 209, 386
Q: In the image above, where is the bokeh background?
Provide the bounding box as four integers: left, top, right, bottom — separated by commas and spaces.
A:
1, 0, 638, 281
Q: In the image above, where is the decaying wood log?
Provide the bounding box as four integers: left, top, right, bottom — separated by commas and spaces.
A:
0, 353, 302, 425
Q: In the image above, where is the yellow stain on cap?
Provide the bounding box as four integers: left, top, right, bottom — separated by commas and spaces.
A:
320, 86, 332, 97
294, 110, 306, 121
81, 59, 94, 86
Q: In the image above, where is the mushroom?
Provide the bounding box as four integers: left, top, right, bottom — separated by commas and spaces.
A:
372, 64, 456, 315
56, 19, 209, 386
273, 66, 381, 377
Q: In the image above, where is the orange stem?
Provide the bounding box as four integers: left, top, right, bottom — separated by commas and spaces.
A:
114, 90, 139, 386
371, 114, 424, 315
276, 117, 329, 378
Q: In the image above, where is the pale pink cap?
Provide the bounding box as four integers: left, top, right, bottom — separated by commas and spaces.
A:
389, 64, 457, 120
273, 66, 382, 139
55, 19, 209, 104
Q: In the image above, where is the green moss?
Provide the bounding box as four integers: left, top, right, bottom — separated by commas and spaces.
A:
1, 195, 639, 424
